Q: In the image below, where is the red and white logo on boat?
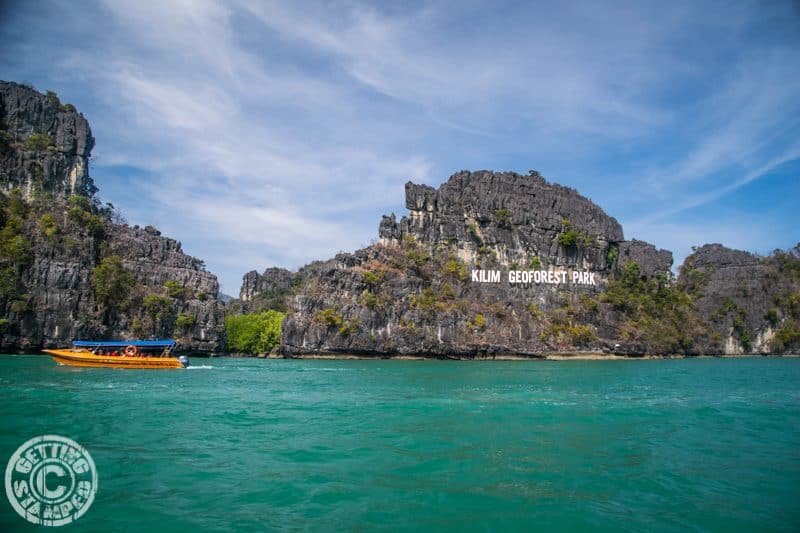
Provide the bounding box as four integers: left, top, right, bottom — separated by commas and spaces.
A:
4, 435, 98, 527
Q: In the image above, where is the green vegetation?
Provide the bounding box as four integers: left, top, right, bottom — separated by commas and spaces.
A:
360, 290, 379, 309
164, 279, 191, 299
558, 219, 595, 248
317, 308, 344, 328
39, 213, 58, 238
25, 132, 54, 152
401, 234, 431, 267
606, 243, 619, 264
764, 307, 779, 325
678, 256, 709, 295
362, 270, 381, 286
528, 302, 543, 318
772, 322, 800, 352
176, 313, 196, 329
10, 298, 29, 313
92, 255, 134, 309
45, 90, 61, 108
0, 191, 32, 311
143, 294, 171, 322
714, 297, 752, 351
539, 301, 598, 346
225, 310, 285, 353
600, 260, 699, 353
528, 256, 542, 269
68, 195, 104, 238
338, 319, 360, 336
470, 313, 486, 329
360, 290, 389, 310
771, 248, 800, 279
409, 284, 458, 312
2, 234, 32, 266
406, 248, 430, 267
477, 245, 496, 259
441, 257, 468, 282
493, 208, 511, 228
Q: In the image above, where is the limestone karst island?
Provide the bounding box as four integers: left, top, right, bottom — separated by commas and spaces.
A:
1, 81, 799, 358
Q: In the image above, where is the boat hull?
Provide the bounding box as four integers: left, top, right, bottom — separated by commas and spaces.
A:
43, 349, 184, 369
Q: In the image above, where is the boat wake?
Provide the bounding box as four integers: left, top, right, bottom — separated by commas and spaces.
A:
186, 365, 214, 370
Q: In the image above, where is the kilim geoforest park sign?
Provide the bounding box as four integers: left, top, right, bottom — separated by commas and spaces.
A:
472, 269, 597, 285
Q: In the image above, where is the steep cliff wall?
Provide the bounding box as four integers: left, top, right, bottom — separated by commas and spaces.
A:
238, 176, 796, 358
679, 244, 800, 354
0, 81, 224, 352
230, 267, 297, 314
277, 171, 682, 357
0, 82, 95, 198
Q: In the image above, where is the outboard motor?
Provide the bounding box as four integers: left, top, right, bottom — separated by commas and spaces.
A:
178, 355, 190, 368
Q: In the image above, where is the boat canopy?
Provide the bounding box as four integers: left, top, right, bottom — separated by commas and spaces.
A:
73, 340, 176, 348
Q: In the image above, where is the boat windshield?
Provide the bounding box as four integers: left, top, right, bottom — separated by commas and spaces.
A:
73, 340, 177, 357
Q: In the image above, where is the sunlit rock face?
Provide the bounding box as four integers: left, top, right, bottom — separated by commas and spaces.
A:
277, 170, 677, 357
0, 81, 225, 353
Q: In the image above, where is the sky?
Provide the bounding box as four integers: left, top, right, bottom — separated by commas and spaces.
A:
1, 0, 798, 295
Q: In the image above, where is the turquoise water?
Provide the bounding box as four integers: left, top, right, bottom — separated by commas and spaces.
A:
1, 356, 798, 532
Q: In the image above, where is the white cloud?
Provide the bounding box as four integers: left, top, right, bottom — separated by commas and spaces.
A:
5, 0, 797, 293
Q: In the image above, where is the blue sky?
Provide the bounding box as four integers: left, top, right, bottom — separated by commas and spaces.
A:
1, 0, 798, 294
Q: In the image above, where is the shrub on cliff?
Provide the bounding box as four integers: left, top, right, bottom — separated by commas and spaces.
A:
68, 195, 105, 238
441, 257, 468, 282
225, 310, 284, 354
493, 209, 511, 228
317, 308, 344, 328
600, 260, 702, 353
91, 255, 134, 309
176, 313, 196, 329
164, 279, 192, 299
558, 219, 594, 248
25, 132, 54, 152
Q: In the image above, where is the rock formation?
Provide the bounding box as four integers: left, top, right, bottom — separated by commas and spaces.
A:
274, 170, 680, 357
679, 243, 800, 354
0, 81, 224, 352
379, 171, 673, 279
0, 82, 95, 198
232, 267, 296, 314
237, 170, 796, 357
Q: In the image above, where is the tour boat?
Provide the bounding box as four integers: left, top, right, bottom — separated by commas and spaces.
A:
43, 340, 189, 369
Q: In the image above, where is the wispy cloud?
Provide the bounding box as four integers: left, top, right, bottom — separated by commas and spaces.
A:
1, 0, 797, 292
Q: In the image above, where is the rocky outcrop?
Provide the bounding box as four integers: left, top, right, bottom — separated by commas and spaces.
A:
0, 81, 96, 198
226, 267, 297, 314
618, 240, 672, 279
0, 81, 224, 353
679, 243, 800, 354
379, 171, 671, 278
278, 171, 678, 357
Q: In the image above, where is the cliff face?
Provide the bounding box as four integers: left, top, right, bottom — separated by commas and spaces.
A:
679, 244, 800, 354
244, 170, 796, 357
275, 170, 680, 356
0, 81, 224, 352
232, 267, 296, 314
0, 82, 95, 198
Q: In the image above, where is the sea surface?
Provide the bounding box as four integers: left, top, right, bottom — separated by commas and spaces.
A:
1, 355, 798, 532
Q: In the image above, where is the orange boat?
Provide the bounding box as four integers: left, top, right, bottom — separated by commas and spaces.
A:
44, 340, 189, 369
